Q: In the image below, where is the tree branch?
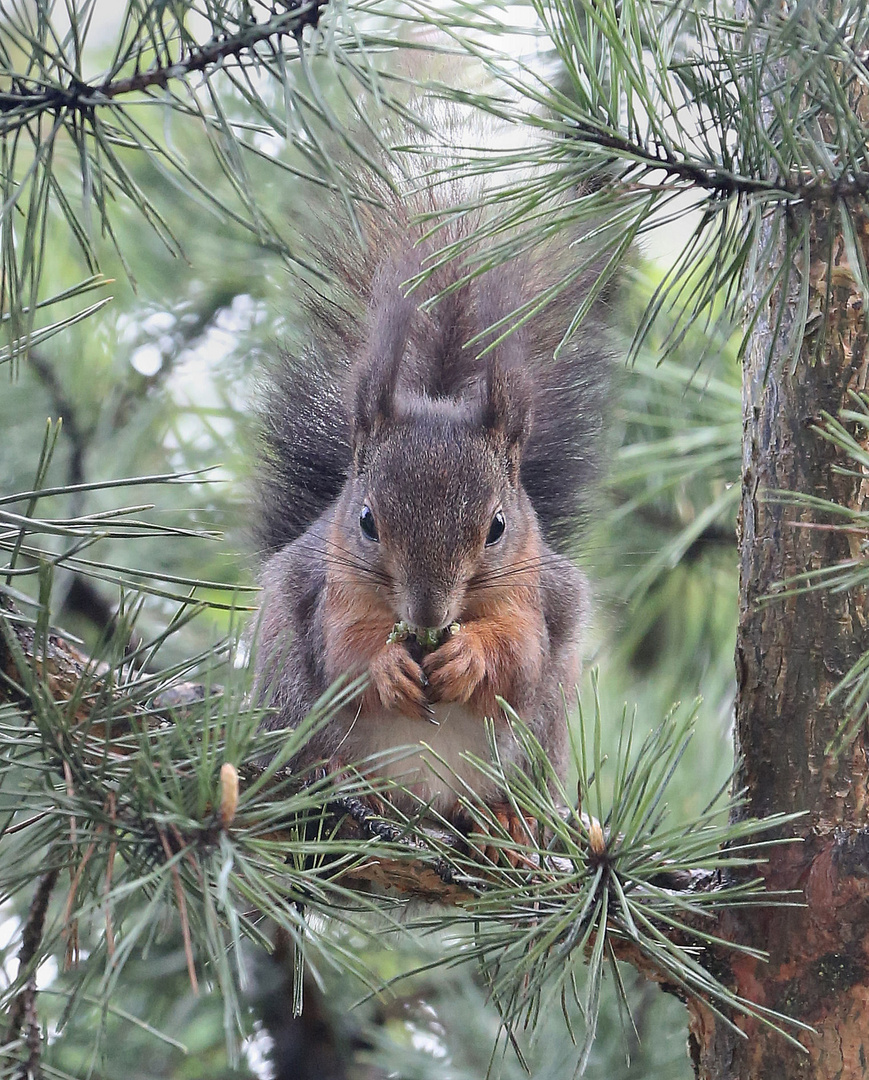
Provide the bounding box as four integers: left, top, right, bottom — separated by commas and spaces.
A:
1, 591, 798, 1054
0, 594, 728, 914
567, 119, 869, 205
4, 863, 60, 1076
0, 2, 327, 120
3, 1, 869, 209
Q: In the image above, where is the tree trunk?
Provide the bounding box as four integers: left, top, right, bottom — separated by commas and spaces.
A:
686, 189, 869, 1073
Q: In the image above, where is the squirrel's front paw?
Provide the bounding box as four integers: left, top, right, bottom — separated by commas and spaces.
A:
423, 627, 487, 706
368, 641, 431, 721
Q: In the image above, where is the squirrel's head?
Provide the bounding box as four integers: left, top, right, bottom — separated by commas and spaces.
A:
341, 352, 538, 631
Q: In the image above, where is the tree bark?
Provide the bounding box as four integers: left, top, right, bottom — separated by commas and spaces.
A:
686, 194, 869, 1075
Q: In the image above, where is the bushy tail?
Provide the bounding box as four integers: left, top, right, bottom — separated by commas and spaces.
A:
254, 132, 615, 556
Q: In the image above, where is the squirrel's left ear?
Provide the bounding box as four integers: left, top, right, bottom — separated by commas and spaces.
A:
479, 355, 532, 482
352, 347, 404, 468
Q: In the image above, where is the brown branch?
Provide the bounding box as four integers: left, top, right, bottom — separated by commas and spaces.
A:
0, 592, 727, 909
0, 3, 327, 118
99, 3, 327, 100
4, 863, 60, 1070
561, 119, 869, 205
104, 793, 117, 959
158, 829, 199, 995
0, 593, 144, 733
0, 592, 213, 731
0, 592, 722, 894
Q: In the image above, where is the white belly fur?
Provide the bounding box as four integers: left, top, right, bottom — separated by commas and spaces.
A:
337, 703, 499, 815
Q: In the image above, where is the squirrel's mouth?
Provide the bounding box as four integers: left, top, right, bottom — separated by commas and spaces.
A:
388, 620, 461, 654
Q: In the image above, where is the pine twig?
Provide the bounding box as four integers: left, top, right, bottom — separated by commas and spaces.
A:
0, 3, 328, 122
0, 592, 727, 913
158, 829, 199, 995
565, 119, 869, 205
0, 592, 771, 1030
4, 864, 60, 1074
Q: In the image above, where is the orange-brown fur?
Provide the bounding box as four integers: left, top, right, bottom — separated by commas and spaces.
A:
323, 524, 548, 725
424, 598, 546, 718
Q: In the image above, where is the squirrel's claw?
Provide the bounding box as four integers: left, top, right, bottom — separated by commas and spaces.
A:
368, 640, 431, 722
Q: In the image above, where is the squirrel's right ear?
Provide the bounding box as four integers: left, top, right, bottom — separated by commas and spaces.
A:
479, 355, 533, 481
351, 264, 417, 472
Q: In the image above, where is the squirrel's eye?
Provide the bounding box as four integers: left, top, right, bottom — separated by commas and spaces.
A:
359, 505, 379, 542
486, 510, 506, 546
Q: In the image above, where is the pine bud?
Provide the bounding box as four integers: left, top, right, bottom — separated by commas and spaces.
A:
587, 817, 606, 857
219, 762, 239, 829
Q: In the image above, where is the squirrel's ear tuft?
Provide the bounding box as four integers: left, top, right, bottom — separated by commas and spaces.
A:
479, 355, 532, 481
351, 262, 418, 470
352, 349, 403, 463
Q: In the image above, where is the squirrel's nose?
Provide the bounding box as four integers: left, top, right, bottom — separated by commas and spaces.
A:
403, 589, 451, 632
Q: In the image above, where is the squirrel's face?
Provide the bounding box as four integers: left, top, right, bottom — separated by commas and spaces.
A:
341, 407, 538, 632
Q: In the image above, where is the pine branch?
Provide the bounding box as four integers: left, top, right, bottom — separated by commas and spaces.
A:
564, 120, 869, 205
0, 593, 788, 1014
0, 597, 513, 904
0, 3, 328, 126
3, 863, 60, 1077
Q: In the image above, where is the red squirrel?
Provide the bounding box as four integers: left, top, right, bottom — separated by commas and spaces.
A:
252, 149, 611, 828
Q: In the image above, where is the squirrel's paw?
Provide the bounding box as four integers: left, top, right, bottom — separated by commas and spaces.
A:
368, 641, 431, 721
422, 628, 487, 705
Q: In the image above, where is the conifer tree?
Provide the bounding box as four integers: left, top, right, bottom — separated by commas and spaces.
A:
2, 3, 868, 1079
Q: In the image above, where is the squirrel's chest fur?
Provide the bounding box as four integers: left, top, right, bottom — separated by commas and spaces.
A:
335, 702, 503, 814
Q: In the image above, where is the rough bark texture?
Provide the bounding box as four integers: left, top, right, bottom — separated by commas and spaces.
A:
686, 195, 869, 1075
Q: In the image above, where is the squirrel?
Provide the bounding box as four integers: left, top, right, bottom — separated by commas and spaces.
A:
252, 136, 612, 830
